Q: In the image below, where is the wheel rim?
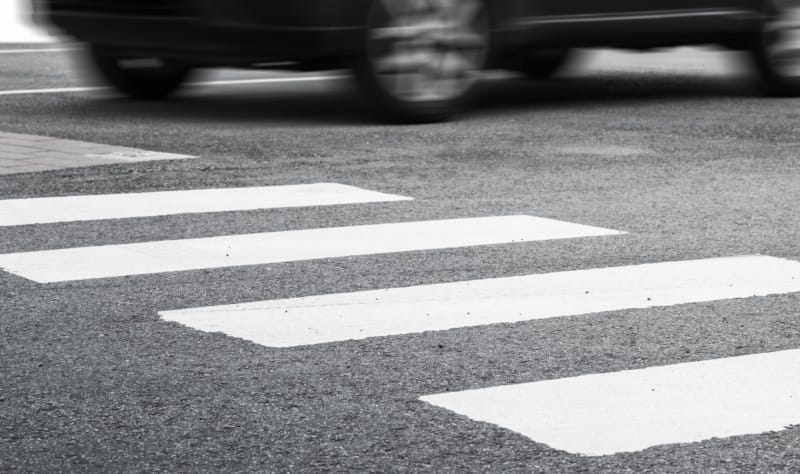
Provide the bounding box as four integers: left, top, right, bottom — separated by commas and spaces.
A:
764, 2, 800, 78
367, 0, 488, 102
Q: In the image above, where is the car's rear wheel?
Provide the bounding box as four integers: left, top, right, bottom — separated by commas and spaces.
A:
89, 47, 192, 100
752, 0, 800, 96
354, 0, 490, 122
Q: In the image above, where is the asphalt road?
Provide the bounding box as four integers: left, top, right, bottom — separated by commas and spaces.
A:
1, 45, 799, 472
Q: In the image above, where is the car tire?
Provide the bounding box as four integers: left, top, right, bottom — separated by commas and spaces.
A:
751, 0, 800, 96
89, 47, 192, 100
354, 0, 490, 122
516, 49, 571, 80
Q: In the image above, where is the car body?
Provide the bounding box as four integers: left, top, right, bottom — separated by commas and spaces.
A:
34, 0, 800, 121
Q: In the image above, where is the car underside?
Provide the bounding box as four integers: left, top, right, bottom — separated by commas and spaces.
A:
34, 0, 800, 121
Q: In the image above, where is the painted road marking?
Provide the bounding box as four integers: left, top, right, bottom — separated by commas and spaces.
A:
0, 86, 101, 96
0, 215, 622, 283
159, 255, 800, 348
420, 348, 800, 456
0, 47, 76, 54
0, 183, 412, 226
0, 76, 342, 96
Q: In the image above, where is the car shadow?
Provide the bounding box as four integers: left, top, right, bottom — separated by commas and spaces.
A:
66, 75, 374, 126
65, 70, 759, 126
474, 72, 751, 110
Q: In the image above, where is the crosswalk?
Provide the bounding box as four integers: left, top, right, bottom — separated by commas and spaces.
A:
0, 215, 621, 283
162, 255, 800, 347
1, 180, 799, 458
0, 183, 411, 226
421, 349, 800, 456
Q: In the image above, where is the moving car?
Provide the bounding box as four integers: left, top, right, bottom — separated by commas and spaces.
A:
34, 0, 800, 121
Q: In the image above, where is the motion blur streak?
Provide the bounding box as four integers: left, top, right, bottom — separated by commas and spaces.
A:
0, 76, 341, 96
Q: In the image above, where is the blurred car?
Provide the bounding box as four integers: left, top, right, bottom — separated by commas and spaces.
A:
34, 0, 800, 121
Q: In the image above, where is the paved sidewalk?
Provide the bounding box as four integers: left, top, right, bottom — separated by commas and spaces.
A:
0, 131, 195, 175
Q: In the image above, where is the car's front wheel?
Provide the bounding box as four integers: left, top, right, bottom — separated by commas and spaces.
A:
89, 47, 193, 100
752, 0, 800, 96
354, 0, 490, 122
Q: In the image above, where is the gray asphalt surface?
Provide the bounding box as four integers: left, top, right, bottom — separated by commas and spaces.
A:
1, 46, 799, 472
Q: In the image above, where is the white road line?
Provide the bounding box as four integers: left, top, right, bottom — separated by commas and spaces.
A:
421, 348, 800, 456
0, 215, 621, 283
159, 255, 800, 348
0, 183, 412, 226
0, 47, 76, 54
191, 76, 342, 87
0, 76, 341, 96
0, 85, 101, 96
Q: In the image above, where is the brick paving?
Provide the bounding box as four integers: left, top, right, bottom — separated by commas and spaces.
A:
0, 131, 196, 175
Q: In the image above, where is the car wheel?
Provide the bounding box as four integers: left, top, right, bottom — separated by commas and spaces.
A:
752, 0, 800, 96
354, 0, 490, 122
516, 49, 571, 80
90, 47, 192, 100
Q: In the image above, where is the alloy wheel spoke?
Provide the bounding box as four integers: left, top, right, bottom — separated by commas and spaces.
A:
430, 30, 487, 49
436, 52, 474, 78
376, 48, 436, 73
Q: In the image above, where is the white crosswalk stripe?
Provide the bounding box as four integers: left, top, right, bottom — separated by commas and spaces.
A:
0, 215, 623, 283
158, 255, 800, 347
0, 183, 412, 226
420, 349, 800, 456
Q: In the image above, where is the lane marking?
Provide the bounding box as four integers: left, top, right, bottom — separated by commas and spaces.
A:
0, 183, 412, 226
190, 76, 342, 87
0, 47, 76, 54
0, 76, 342, 96
0, 215, 621, 283
159, 255, 800, 348
420, 348, 800, 456
0, 85, 100, 96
